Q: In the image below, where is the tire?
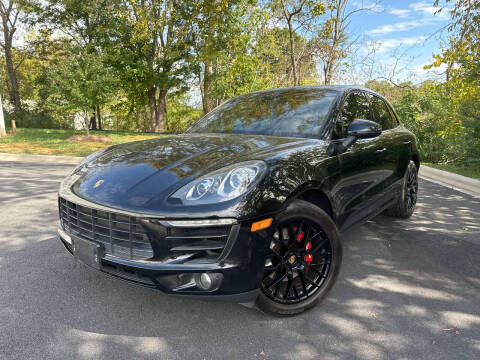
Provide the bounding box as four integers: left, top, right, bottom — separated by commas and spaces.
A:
255, 200, 342, 316
385, 160, 418, 219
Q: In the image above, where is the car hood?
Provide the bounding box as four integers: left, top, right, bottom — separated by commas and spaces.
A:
71, 133, 317, 212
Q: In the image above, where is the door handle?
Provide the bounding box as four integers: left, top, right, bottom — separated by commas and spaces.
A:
376, 147, 387, 153
403, 140, 411, 145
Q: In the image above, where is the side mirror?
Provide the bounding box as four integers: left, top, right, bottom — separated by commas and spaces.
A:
327, 119, 382, 156
346, 119, 382, 139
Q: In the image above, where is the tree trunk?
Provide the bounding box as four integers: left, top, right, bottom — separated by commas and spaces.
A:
96, 105, 102, 130
147, 87, 167, 133
1, 14, 21, 113
143, 105, 149, 132
155, 89, 167, 133
0, 94, 6, 137
202, 61, 214, 114
324, 5, 340, 85
287, 20, 298, 86
147, 86, 157, 132
324, 59, 333, 85
5, 46, 20, 111
90, 108, 97, 130
84, 111, 90, 137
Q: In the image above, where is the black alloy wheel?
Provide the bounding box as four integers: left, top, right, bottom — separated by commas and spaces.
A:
405, 164, 418, 212
385, 160, 418, 219
261, 218, 332, 304
255, 200, 342, 315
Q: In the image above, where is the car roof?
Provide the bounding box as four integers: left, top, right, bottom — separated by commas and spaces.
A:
244, 85, 385, 100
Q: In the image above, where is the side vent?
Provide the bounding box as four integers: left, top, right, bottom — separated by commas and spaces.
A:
165, 226, 233, 264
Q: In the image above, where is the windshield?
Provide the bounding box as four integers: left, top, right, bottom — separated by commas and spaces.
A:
188, 88, 339, 138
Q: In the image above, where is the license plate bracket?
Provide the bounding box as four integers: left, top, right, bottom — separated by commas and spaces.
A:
73, 236, 104, 270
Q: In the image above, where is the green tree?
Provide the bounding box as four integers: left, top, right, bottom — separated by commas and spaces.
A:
269, 0, 325, 86
0, 0, 28, 113
28, 0, 119, 129
101, 0, 198, 132
260, 27, 318, 87
192, 0, 235, 113
427, 0, 480, 165
192, 1, 281, 111
36, 42, 117, 135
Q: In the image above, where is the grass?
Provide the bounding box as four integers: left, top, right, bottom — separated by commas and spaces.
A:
424, 162, 480, 180
0, 128, 164, 157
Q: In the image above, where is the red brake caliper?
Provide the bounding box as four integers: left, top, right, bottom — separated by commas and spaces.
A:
295, 227, 313, 267
296, 231, 304, 242
305, 242, 313, 271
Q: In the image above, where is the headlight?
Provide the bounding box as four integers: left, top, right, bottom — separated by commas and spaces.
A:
170, 160, 267, 205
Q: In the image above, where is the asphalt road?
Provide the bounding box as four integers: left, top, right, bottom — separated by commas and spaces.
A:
0, 159, 479, 360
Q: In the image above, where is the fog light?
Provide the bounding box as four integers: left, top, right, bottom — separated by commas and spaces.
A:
198, 273, 212, 290
194, 273, 223, 291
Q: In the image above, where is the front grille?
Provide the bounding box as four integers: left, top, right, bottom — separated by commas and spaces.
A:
59, 198, 153, 261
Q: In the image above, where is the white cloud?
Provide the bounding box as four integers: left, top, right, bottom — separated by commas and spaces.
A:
390, 9, 411, 18
366, 20, 426, 35
366, 10, 448, 36
372, 36, 427, 53
409, 1, 449, 18
369, 1, 449, 35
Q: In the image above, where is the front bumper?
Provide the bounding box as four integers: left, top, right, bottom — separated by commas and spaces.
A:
58, 216, 271, 303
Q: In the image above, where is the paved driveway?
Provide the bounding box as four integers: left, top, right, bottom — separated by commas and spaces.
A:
0, 160, 479, 360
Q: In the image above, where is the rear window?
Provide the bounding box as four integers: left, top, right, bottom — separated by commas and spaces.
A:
369, 95, 397, 130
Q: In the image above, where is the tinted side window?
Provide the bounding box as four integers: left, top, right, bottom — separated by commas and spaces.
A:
337, 92, 373, 137
370, 95, 396, 130
355, 92, 373, 121
387, 105, 399, 127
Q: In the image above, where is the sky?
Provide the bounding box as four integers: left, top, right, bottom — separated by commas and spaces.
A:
339, 0, 451, 84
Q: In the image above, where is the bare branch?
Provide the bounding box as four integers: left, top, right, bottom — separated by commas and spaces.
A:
7, 3, 18, 29
373, 77, 413, 89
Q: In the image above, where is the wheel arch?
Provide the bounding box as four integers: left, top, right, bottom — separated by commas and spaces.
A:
295, 189, 335, 222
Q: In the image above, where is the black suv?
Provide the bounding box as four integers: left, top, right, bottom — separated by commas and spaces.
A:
58, 86, 419, 315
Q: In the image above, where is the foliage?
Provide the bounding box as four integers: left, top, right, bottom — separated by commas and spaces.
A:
35, 41, 118, 133
1, 0, 344, 133
165, 97, 202, 133
367, 79, 479, 169
193, 1, 277, 108
426, 0, 480, 167
99, 0, 198, 132
0, 0, 478, 176
261, 27, 319, 87
268, 0, 326, 86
